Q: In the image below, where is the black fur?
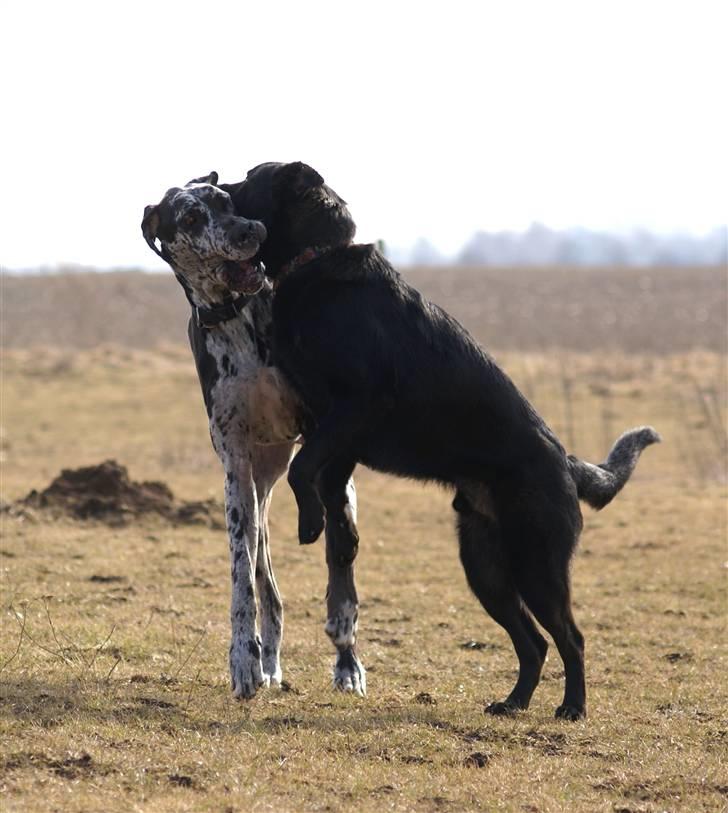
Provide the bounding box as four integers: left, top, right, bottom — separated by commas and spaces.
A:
233, 162, 659, 719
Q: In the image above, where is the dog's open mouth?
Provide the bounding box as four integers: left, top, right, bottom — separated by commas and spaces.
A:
221, 259, 266, 294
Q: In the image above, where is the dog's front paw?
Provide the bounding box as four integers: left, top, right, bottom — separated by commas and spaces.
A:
230, 637, 266, 700
262, 651, 283, 688
485, 699, 521, 717
298, 503, 325, 545
555, 703, 586, 721
333, 648, 367, 696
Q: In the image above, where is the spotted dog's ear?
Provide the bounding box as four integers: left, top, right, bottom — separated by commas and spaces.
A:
186, 171, 219, 186
276, 162, 324, 196
141, 204, 165, 259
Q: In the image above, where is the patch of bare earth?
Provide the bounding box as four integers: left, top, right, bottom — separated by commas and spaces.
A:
3, 460, 224, 529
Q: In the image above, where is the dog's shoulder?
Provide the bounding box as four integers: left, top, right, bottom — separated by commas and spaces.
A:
332, 243, 394, 279
273, 244, 401, 330
284, 243, 398, 290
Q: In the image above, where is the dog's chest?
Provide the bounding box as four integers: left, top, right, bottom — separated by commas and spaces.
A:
190, 297, 273, 443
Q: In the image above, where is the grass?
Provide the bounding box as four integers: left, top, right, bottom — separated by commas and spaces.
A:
1, 273, 727, 811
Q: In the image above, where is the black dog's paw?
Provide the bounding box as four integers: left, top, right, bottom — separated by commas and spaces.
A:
298, 505, 325, 545
555, 703, 586, 721
485, 700, 521, 717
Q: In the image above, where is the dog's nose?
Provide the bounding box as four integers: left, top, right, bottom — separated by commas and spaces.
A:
231, 219, 265, 246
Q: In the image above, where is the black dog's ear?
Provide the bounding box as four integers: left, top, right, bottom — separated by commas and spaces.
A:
141, 204, 165, 259
187, 171, 219, 186
275, 162, 324, 196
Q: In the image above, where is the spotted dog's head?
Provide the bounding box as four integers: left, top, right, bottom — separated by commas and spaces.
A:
141, 172, 267, 302
220, 162, 356, 278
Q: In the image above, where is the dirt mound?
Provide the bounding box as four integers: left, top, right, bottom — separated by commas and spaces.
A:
6, 461, 224, 528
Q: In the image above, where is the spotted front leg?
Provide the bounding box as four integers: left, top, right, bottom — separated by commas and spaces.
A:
224, 465, 265, 700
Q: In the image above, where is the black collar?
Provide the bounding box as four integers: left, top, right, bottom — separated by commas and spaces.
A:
174, 271, 270, 330
193, 294, 254, 329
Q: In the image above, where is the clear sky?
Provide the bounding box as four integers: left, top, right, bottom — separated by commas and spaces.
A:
2, 0, 726, 270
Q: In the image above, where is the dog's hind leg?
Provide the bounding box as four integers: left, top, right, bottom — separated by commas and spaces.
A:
517, 567, 586, 721
503, 483, 587, 721
255, 498, 281, 686
253, 442, 295, 687
456, 502, 547, 715
319, 466, 366, 696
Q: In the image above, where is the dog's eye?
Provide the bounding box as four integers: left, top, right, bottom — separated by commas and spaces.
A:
183, 212, 198, 226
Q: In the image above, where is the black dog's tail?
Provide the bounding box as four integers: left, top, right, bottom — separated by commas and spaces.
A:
568, 426, 661, 510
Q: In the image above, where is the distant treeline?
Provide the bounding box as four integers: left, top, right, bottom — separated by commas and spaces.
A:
392, 224, 727, 267
2, 266, 725, 354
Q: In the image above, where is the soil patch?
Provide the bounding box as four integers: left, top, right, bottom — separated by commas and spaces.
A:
4, 460, 224, 528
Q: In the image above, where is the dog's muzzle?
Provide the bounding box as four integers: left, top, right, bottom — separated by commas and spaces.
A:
219, 219, 267, 293
221, 259, 266, 293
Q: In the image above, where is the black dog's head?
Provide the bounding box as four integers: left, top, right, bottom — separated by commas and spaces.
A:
141, 172, 268, 302
221, 162, 356, 278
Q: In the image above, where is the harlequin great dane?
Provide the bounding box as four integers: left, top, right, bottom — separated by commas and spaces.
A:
141, 173, 365, 699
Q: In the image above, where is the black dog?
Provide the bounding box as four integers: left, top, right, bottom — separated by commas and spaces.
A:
227, 162, 660, 720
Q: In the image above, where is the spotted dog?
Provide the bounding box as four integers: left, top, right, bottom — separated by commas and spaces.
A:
141, 175, 288, 697
141, 174, 364, 698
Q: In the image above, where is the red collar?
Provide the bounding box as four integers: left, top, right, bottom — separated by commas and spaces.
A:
275, 246, 326, 288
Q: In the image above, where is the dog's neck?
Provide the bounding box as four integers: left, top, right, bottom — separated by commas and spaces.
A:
164, 255, 234, 310
168, 262, 256, 331
275, 246, 328, 287
172, 270, 220, 309
273, 242, 350, 287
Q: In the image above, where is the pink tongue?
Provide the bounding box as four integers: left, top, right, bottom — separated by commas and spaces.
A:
223, 262, 263, 293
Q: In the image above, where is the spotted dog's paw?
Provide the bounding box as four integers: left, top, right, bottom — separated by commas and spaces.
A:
333, 648, 367, 696
230, 636, 266, 700
261, 649, 283, 688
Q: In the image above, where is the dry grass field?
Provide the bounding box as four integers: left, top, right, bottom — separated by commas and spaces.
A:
1, 267, 726, 812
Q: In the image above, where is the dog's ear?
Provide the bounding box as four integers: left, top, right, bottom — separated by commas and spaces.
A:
141, 204, 165, 259
276, 162, 324, 196
187, 171, 219, 186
